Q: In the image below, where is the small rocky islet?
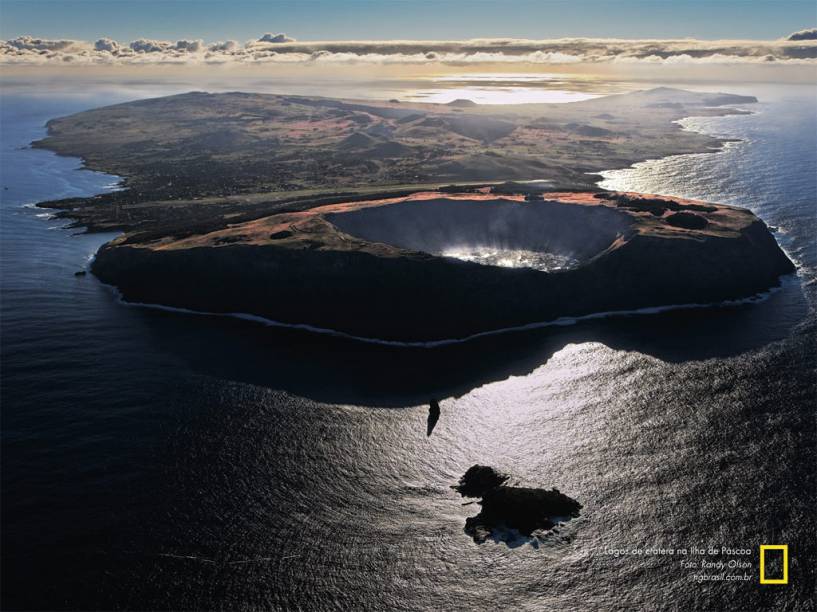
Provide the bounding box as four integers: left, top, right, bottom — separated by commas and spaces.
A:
454, 465, 582, 544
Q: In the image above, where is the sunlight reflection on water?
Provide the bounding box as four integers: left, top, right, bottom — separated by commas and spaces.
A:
403, 86, 598, 104
441, 246, 579, 271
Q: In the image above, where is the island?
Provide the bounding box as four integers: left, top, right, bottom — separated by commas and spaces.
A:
31, 87, 793, 342
454, 465, 582, 544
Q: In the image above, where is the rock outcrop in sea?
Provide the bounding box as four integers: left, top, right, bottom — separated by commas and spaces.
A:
454, 465, 582, 545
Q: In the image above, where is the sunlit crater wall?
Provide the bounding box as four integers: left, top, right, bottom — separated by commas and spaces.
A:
327, 198, 633, 271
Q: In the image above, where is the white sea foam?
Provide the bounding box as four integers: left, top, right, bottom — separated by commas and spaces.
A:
105, 278, 790, 349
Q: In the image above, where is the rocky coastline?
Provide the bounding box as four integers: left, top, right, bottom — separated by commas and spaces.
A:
90, 190, 795, 343
28, 87, 794, 343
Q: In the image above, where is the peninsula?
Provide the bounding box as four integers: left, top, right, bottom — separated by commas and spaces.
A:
32, 88, 794, 342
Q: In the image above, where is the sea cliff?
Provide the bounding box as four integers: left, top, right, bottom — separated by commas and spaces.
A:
91, 191, 794, 343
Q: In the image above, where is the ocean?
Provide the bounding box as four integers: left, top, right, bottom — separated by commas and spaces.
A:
1, 83, 815, 611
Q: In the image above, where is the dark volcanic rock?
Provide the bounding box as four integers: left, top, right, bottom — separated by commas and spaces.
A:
454, 465, 582, 545
666, 211, 708, 229
90, 192, 795, 343
454, 465, 509, 497
597, 192, 717, 216
426, 399, 441, 436
466, 486, 582, 544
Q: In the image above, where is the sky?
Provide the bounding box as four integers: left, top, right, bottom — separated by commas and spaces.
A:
1, 0, 815, 42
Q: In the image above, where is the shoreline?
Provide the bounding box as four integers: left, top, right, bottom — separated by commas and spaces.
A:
104, 275, 793, 349
596, 102, 809, 283
598, 107, 757, 188
87, 184, 796, 342
29, 87, 754, 235
23, 87, 800, 343
31, 99, 755, 236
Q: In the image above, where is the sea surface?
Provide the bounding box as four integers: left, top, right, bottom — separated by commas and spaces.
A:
1, 83, 815, 611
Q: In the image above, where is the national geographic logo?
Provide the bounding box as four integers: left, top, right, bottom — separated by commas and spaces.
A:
759, 545, 788, 585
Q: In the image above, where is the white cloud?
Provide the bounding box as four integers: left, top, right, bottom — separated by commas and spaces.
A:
787, 28, 817, 41
257, 33, 296, 43
174, 39, 204, 52
94, 37, 119, 52
129, 39, 169, 53
209, 40, 239, 52
2, 34, 815, 67
6, 35, 82, 52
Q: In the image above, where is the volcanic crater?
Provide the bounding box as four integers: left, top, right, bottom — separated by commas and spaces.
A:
326, 197, 632, 272
90, 190, 795, 343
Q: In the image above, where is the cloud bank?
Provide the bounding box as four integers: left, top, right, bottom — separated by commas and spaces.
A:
2, 31, 816, 66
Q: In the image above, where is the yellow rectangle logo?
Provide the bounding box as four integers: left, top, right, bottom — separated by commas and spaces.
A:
760, 545, 788, 584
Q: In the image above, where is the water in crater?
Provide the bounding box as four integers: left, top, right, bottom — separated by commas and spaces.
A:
328, 197, 629, 272
440, 246, 579, 271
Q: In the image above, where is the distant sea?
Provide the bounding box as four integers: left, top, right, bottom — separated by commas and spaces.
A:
1, 82, 815, 611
